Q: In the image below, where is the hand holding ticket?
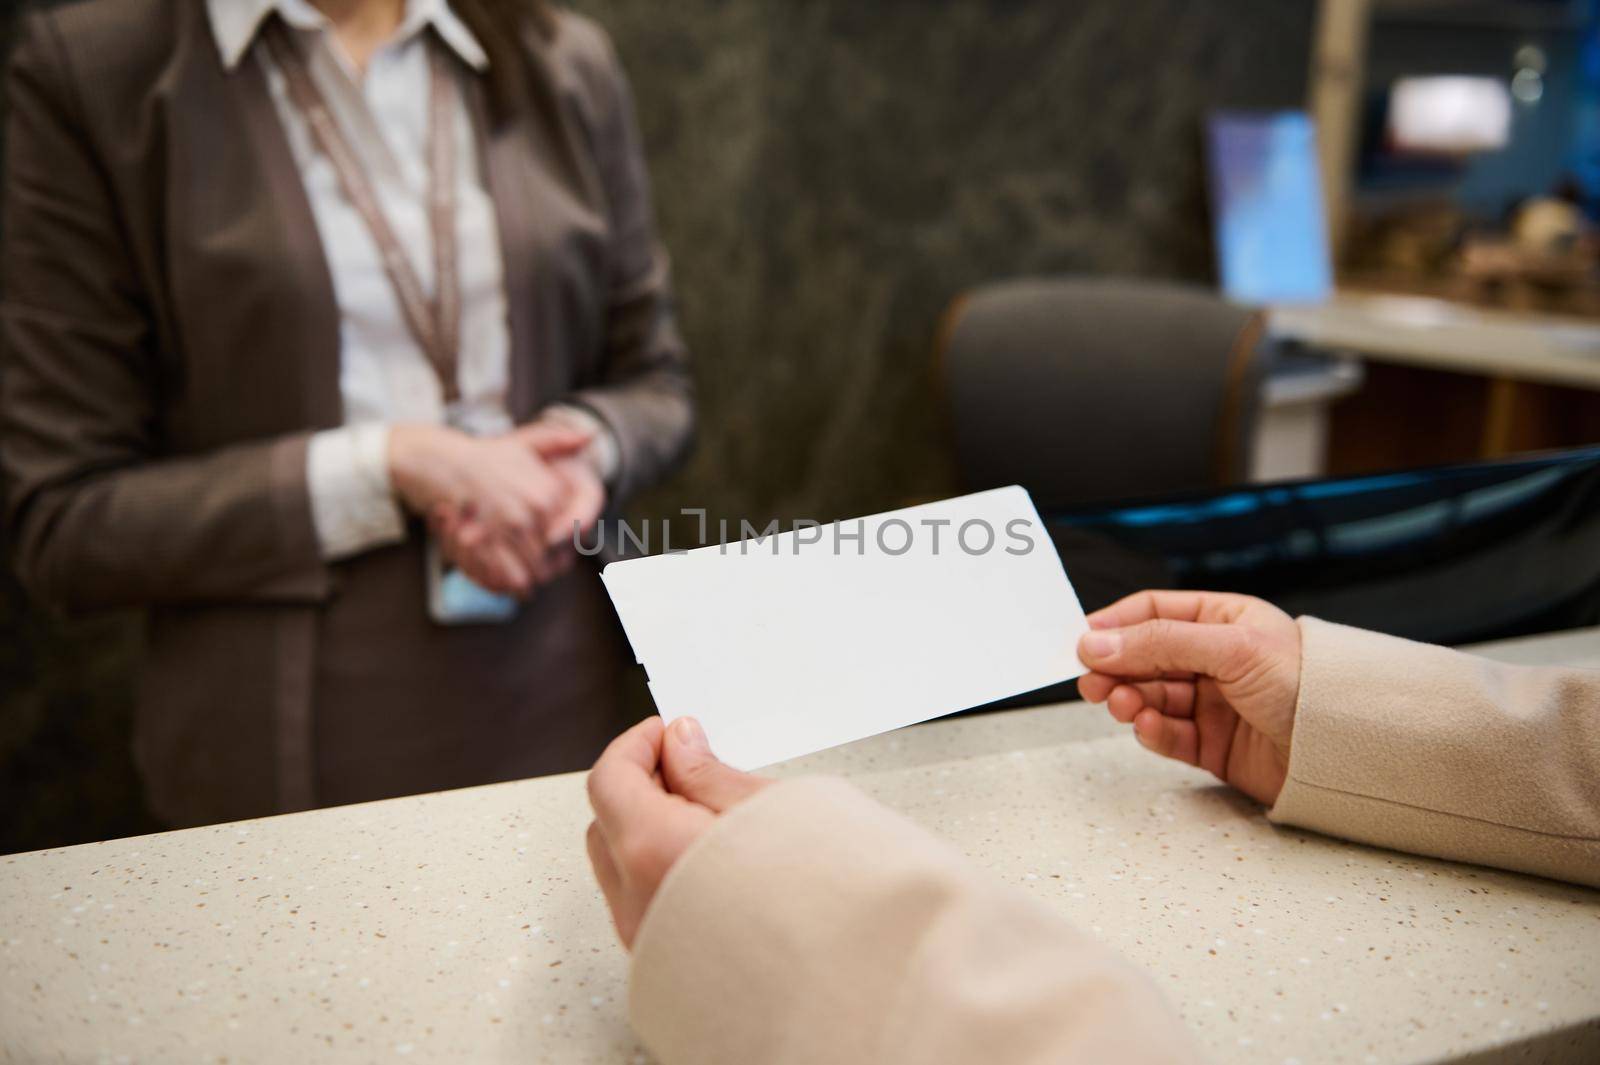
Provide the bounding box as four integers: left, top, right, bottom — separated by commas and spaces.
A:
601, 486, 1089, 768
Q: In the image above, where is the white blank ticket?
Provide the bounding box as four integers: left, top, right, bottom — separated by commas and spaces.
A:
600, 486, 1090, 769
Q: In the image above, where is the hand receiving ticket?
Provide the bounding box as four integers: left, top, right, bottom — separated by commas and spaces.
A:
600, 486, 1089, 769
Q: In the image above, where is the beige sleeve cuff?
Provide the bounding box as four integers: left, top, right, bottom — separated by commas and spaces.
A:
629, 777, 1197, 1065
1270, 617, 1600, 888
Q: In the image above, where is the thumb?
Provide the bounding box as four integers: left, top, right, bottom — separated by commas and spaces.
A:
661, 717, 769, 814
519, 420, 593, 458
1078, 618, 1256, 682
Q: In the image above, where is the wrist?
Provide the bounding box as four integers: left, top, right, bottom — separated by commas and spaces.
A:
387, 422, 455, 513
539, 404, 619, 486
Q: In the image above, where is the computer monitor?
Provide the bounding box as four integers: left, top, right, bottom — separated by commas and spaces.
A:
1049, 446, 1600, 646
972, 447, 1600, 712
1206, 111, 1335, 306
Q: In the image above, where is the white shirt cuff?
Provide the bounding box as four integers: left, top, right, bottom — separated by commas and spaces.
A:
544, 404, 621, 486
306, 423, 407, 561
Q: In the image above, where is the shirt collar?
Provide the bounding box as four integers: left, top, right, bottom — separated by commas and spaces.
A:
207, 0, 488, 72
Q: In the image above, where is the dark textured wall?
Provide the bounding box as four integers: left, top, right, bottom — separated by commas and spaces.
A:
591, 0, 1315, 528
0, 0, 1314, 852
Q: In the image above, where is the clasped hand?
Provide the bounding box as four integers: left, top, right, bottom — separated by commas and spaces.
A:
388, 418, 606, 598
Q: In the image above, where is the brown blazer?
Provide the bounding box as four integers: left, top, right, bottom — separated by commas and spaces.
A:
627, 620, 1600, 1064
1, 0, 692, 826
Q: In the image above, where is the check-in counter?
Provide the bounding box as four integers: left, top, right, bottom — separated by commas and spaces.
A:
3, 626, 1598, 1064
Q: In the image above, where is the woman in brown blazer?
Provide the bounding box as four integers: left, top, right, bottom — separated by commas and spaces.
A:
1, 0, 691, 826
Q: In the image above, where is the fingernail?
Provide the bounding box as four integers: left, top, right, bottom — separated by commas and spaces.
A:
673, 717, 709, 752
1082, 631, 1122, 659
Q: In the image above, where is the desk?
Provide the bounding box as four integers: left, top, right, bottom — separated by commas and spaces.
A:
1270, 293, 1600, 393
1270, 293, 1600, 472
4, 627, 1598, 1064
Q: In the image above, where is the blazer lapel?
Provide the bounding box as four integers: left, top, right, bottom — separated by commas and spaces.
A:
467, 79, 542, 423
470, 29, 608, 425
227, 46, 344, 430
158, 1, 342, 437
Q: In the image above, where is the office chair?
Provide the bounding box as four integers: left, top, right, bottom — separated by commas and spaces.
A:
939, 278, 1271, 507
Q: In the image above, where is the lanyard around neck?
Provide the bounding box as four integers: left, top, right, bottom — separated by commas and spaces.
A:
262, 16, 463, 403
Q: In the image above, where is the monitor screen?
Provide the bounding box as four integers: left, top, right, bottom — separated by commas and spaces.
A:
1206, 111, 1334, 306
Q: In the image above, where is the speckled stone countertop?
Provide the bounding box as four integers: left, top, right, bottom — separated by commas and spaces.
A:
4, 627, 1598, 1064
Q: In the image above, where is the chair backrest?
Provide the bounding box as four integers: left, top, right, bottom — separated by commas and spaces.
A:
940, 278, 1268, 508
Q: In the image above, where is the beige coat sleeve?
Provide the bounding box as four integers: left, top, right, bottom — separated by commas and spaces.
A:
628, 777, 1199, 1065
1270, 618, 1600, 888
